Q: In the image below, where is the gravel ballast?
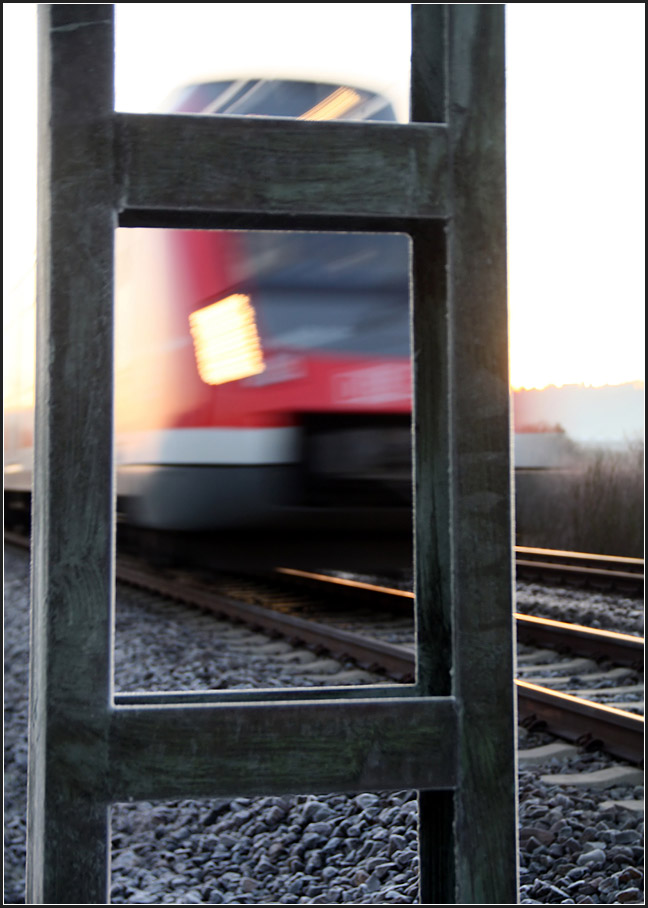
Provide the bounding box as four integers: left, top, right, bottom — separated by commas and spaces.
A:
514, 581, 644, 637
4, 544, 644, 904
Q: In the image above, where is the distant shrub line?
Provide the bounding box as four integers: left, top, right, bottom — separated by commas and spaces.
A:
515, 440, 644, 558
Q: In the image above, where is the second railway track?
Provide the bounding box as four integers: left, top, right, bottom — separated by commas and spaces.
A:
514, 546, 643, 596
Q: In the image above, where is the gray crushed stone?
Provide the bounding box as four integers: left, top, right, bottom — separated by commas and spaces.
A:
514, 581, 644, 637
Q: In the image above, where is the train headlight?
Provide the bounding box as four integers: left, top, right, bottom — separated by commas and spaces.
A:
189, 293, 265, 385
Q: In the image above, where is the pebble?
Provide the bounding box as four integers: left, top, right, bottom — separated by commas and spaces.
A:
3, 545, 644, 904
515, 580, 644, 637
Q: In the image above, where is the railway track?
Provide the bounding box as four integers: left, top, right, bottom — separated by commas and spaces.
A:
117, 555, 644, 764
4, 528, 644, 595
515, 545, 644, 596
5, 531, 644, 763
6, 539, 643, 908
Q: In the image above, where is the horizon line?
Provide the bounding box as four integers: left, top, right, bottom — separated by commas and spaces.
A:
511, 380, 644, 392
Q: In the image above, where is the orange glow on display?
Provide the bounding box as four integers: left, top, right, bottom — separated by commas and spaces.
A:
189, 294, 265, 385
299, 87, 362, 121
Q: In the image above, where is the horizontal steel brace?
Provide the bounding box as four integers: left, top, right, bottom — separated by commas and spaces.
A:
114, 112, 449, 229
107, 696, 457, 801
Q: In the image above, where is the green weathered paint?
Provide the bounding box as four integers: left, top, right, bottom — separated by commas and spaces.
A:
115, 113, 449, 226
27, 5, 115, 903
28, 4, 516, 904
108, 698, 458, 802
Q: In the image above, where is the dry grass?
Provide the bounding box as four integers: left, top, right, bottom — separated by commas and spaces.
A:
515, 440, 644, 557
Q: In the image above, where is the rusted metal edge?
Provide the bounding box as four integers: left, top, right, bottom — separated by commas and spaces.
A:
116, 563, 643, 766
8, 533, 641, 764
116, 562, 416, 681
516, 680, 644, 765
516, 613, 644, 667
6, 534, 642, 677
516, 546, 643, 570
516, 558, 644, 585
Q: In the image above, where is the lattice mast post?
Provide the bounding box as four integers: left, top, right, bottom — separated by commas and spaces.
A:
26, 5, 517, 903
27, 5, 116, 902
411, 5, 518, 903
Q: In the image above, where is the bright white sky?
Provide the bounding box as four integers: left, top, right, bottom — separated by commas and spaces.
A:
3, 3, 645, 391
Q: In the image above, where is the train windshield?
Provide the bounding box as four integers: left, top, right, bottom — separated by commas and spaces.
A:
242, 231, 411, 359
165, 78, 398, 122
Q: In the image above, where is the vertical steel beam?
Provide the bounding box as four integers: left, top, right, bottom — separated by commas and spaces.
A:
411, 4, 518, 903
446, 7, 518, 901
27, 5, 115, 903
411, 7, 456, 902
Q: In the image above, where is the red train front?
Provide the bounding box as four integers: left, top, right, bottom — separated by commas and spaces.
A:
114, 79, 413, 530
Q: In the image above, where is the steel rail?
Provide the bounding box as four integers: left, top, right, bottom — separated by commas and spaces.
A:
278, 564, 644, 667
117, 559, 644, 764
5, 528, 643, 589
515, 545, 644, 571
116, 561, 417, 681
515, 558, 643, 589
5, 531, 644, 761
5, 530, 643, 668
516, 681, 644, 765
514, 546, 644, 595
515, 613, 644, 668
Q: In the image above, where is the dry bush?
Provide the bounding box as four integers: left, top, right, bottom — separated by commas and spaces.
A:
514, 439, 644, 557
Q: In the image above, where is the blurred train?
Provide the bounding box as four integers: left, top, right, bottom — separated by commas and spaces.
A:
4, 78, 415, 538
